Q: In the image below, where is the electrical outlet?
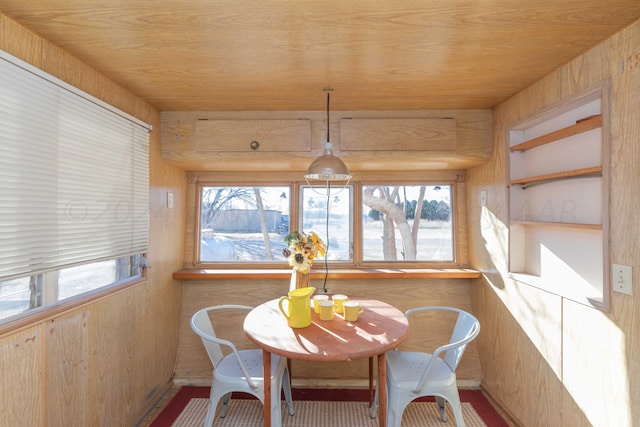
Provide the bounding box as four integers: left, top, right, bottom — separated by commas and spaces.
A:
612, 263, 632, 296
480, 190, 487, 206
167, 192, 174, 209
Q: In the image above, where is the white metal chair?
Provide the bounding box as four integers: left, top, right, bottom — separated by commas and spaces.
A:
371, 306, 480, 427
190, 305, 295, 427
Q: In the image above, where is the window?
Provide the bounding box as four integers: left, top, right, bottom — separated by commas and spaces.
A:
0, 50, 150, 324
362, 184, 453, 262
195, 179, 457, 268
199, 185, 291, 263
301, 185, 353, 262
0, 256, 142, 322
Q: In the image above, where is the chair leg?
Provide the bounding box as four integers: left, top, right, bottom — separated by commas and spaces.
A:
370, 381, 378, 419
283, 366, 295, 416
386, 393, 408, 427
441, 390, 465, 427
219, 392, 232, 418
203, 400, 216, 427
269, 382, 286, 427
205, 386, 227, 427
436, 395, 447, 422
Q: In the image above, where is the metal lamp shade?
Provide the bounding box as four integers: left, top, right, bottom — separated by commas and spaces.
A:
304, 143, 351, 181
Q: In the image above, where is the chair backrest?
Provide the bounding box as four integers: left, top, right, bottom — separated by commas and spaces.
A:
190, 305, 253, 368
405, 306, 480, 378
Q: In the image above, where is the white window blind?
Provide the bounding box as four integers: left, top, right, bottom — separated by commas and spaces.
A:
0, 52, 150, 281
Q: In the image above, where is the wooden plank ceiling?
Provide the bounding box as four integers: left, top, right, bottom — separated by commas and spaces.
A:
2, 0, 640, 112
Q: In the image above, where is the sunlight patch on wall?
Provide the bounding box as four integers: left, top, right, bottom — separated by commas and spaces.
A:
562, 302, 631, 426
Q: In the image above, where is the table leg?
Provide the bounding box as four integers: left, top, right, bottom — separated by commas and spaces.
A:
368, 357, 374, 407
378, 353, 387, 427
263, 350, 271, 427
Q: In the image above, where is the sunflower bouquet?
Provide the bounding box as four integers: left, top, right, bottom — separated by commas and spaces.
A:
282, 231, 326, 273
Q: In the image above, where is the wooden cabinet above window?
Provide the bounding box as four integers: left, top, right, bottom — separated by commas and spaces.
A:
161, 110, 492, 171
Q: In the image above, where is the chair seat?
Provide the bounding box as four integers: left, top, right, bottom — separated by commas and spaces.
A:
215, 349, 283, 387
387, 350, 457, 391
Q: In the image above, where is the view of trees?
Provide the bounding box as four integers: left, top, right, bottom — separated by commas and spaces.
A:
362, 186, 450, 261
199, 185, 451, 262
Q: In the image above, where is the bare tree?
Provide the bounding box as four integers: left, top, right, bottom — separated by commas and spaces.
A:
363, 186, 417, 260
200, 187, 255, 232
253, 187, 273, 260
412, 186, 426, 247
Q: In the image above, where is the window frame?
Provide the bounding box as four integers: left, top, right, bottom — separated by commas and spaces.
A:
190, 173, 463, 269
357, 181, 458, 268
194, 181, 295, 267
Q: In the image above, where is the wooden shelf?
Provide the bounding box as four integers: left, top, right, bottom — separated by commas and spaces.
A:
510, 220, 602, 230
510, 115, 602, 152
510, 165, 602, 188
172, 268, 481, 280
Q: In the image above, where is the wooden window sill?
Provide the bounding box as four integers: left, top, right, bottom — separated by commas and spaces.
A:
172, 268, 481, 280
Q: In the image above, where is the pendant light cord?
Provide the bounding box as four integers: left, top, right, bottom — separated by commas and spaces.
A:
326, 91, 330, 143
322, 179, 331, 293
320, 90, 332, 293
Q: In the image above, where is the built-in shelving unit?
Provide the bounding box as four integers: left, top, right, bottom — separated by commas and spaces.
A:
508, 82, 610, 310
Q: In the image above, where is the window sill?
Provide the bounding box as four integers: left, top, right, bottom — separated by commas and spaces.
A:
172, 268, 481, 280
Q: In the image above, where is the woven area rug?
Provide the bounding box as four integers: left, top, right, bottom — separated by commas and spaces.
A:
171, 398, 488, 427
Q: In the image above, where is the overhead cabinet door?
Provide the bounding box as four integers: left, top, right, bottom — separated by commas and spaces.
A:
339, 118, 457, 151
195, 119, 311, 152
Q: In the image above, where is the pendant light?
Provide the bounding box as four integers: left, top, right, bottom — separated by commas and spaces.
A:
304, 90, 352, 182
304, 90, 350, 293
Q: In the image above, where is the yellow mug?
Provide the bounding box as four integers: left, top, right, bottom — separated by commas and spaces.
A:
313, 294, 329, 314
343, 301, 365, 322
318, 300, 334, 321
332, 294, 348, 314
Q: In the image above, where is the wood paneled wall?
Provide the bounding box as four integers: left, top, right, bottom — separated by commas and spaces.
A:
466, 18, 640, 427
0, 14, 186, 427
174, 277, 482, 388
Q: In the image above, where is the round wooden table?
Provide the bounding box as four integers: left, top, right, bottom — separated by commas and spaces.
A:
244, 297, 409, 427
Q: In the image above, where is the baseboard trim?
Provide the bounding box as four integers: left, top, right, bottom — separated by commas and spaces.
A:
133, 380, 174, 427
480, 386, 520, 427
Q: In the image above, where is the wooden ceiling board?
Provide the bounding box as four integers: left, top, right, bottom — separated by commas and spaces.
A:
2, 0, 640, 111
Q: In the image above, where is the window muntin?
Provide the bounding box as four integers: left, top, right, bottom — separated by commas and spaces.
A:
199, 186, 291, 263
361, 184, 454, 262
301, 185, 353, 262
